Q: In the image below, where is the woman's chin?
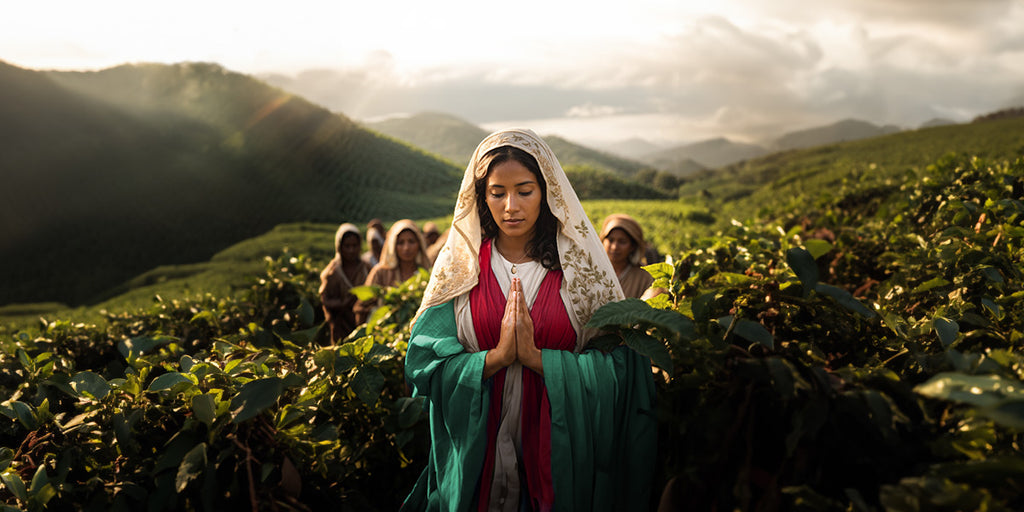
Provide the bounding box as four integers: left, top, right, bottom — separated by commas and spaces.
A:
499, 224, 534, 239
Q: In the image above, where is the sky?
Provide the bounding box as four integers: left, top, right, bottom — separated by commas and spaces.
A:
3, 0, 1023, 147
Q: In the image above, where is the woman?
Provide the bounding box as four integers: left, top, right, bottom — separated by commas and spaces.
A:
402, 129, 656, 511
365, 218, 431, 288
355, 219, 432, 323
362, 225, 386, 268
319, 223, 371, 342
600, 214, 655, 299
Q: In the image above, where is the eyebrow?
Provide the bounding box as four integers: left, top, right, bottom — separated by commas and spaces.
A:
489, 180, 537, 188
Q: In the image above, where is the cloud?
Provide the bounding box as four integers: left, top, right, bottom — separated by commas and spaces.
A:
261, 2, 1024, 146
565, 103, 624, 118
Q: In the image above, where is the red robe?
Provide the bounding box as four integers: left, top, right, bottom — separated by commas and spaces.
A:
470, 239, 576, 512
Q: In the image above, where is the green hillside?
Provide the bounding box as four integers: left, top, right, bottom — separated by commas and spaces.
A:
0, 61, 461, 307
681, 116, 1024, 223
771, 118, 902, 151
363, 111, 488, 167
366, 111, 656, 176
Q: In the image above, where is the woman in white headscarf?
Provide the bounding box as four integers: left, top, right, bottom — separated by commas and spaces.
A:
355, 219, 431, 323
402, 129, 656, 512
319, 223, 370, 342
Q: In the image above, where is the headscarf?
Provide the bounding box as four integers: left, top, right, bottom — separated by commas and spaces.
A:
334, 223, 361, 254
319, 223, 368, 300
416, 128, 623, 341
321, 223, 362, 282
600, 214, 648, 266
379, 218, 431, 270
422, 221, 439, 237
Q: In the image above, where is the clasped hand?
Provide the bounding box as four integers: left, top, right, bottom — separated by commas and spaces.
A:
483, 278, 543, 378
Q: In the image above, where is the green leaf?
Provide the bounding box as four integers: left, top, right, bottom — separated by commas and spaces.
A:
192, 394, 217, 426
367, 304, 393, 327
718, 316, 774, 350
29, 464, 49, 494
642, 262, 673, 289
278, 325, 321, 345
175, 443, 207, 493
16, 348, 32, 371
230, 378, 283, 423
586, 298, 695, 340
690, 292, 716, 324
0, 447, 13, 471
190, 310, 217, 325
349, 285, 380, 302
933, 317, 960, 348
913, 277, 950, 293
983, 400, 1024, 430
180, 355, 196, 372
622, 330, 673, 374
314, 348, 336, 372
914, 372, 1024, 408
1, 469, 27, 502
2, 401, 38, 430
70, 371, 111, 400
296, 298, 315, 328
981, 266, 1004, 283
981, 298, 1003, 320
786, 247, 818, 296
711, 272, 756, 287
881, 311, 909, 337
118, 335, 176, 359
351, 366, 386, 407
396, 397, 424, 429
804, 239, 833, 260
147, 372, 194, 393
815, 284, 876, 318
365, 342, 396, 365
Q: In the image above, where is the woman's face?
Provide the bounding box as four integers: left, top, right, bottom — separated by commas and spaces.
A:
395, 230, 420, 264
603, 228, 636, 266
485, 159, 542, 242
339, 233, 362, 263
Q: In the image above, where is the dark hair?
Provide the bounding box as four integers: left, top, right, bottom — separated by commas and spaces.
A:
474, 146, 560, 270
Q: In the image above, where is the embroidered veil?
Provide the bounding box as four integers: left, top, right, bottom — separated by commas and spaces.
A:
415, 128, 623, 342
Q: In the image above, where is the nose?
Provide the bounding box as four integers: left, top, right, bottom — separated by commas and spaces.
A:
504, 195, 518, 213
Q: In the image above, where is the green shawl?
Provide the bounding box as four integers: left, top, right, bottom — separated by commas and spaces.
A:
402, 301, 657, 511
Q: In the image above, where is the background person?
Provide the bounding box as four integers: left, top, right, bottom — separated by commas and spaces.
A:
600, 213, 655, 299
362, 224, 385, 268
319, 223, 370, 342
355, 219, 431, 323
422, 221, 441, 247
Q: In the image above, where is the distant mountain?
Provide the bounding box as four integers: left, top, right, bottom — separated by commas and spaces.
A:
543, 135, 652, 177
1, 61, 461, 306
365, 111, 488, 167
972, 106, 1024, 123
645, 137, 769, 171
605, 138, 665, 160
772, 119, 902, 151
919, 118, 957, 129
367, 112, 654, 177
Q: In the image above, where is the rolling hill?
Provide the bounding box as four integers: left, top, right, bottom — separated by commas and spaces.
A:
771, 118, 902, 151
1, 61, 462, 306
644, 137, 766, 172
366, 111, 656, 176
679, 115, 1024, 219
